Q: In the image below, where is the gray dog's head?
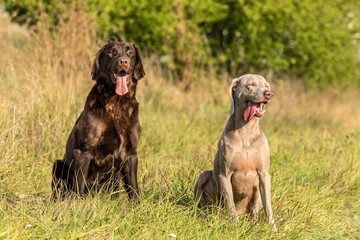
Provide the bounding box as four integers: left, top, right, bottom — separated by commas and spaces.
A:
229, 74, 273, 122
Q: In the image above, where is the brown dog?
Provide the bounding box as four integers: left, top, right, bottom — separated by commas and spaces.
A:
51, 42, 145, 201
194, 74, 276, 229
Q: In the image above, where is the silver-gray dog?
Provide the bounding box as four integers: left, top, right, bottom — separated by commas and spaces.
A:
194, 74, 276, 229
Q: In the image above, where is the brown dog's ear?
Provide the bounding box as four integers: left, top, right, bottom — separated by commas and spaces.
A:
132, 44, 145, 81
229, 77, 241, 115
91, 46, 106, 81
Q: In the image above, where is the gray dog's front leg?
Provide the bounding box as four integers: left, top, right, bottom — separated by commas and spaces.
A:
258, 171, 276, 230
219, 174, 238, 223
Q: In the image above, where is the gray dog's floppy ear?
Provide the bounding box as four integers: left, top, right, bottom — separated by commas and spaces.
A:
91, 46, 105, 81
133, 44, 145, 81
229, 78, 240, 115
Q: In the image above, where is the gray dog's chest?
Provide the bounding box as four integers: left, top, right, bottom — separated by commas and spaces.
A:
223, 135, 264, 171
229, 150, 262, 172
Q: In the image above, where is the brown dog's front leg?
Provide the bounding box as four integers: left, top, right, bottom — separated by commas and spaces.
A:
219, 174, 237, 222
73, 150, 91, 196
122, 154, 140, 202
258, 171, 276, 230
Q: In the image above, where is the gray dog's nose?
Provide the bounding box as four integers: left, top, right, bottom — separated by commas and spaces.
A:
264, 90, 273, 99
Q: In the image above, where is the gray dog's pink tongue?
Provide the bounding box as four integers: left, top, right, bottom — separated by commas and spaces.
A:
244, 102, 257, 122
115, 76, 128, 96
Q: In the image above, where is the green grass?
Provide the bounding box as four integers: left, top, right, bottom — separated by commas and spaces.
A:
0, 13, 359, 240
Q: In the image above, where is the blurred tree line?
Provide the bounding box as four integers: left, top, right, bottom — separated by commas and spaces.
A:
2, 0, 360, 87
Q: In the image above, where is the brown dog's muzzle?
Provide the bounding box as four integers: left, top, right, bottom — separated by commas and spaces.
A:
111, 56, 132, 96
113, 56, 130, 73
118, 57, 129, 70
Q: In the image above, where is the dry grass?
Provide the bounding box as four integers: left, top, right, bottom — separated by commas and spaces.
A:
0, 11, 359, 239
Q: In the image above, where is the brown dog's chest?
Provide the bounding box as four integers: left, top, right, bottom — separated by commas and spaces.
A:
86, 95, 139, 159
105, 99, 136, 132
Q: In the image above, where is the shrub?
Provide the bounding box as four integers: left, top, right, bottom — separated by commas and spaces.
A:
204, 0, 360, 86
2, 0, 359, 87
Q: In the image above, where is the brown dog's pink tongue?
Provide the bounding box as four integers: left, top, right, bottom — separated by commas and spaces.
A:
244, 102, 257, 121
115, 76, 128, 96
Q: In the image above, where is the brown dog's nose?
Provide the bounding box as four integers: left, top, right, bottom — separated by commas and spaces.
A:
264, 90, 273, 100
119, 57, 129, 67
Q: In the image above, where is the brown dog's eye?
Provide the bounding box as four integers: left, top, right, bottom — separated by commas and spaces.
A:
108, 50, 117, 58
127, 50, 133, 55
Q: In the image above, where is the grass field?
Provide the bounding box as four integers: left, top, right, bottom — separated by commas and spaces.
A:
0, 12, 359, 239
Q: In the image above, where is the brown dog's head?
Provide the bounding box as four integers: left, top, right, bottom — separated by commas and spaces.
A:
229, 74, 273, 122
91, 42, 145, 96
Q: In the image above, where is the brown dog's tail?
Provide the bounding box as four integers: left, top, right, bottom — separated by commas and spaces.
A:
51, 160, 73, 200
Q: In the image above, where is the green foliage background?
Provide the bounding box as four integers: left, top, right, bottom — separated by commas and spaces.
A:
0, 3, 359, 239
2, 0, 360, 86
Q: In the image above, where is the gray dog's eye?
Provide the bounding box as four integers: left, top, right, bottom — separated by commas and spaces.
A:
248, 82, 257, 87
